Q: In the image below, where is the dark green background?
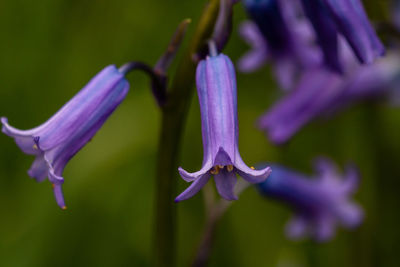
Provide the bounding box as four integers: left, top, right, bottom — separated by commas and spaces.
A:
0, 0, 398, 266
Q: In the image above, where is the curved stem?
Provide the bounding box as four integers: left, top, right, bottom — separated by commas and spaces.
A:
153, 1, 220, 267
119, 61, 166, 106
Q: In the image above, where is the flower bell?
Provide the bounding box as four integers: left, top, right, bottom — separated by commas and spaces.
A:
256, 158, 363, 242
1, 65, 129, 209
300, 0, 384, 69
240, 0, 321, 90
176, 50, 271, 202
258, 46, 400, 145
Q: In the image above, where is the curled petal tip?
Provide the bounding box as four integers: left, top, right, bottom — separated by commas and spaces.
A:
177, 167, 196, 182
1, 117, 9, 134
178, 162, 212, 182
236, 164, 272, 184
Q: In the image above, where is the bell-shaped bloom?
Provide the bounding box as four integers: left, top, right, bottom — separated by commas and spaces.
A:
176, 54, 271, 202
259, 42, 400, 144
239, 0, 321, 90
300, 0, 384, 69
259, 68, 343, 144
1, 65, 129, 209
256, 158, 363, 242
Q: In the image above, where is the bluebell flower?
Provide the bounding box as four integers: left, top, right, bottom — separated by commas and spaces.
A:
176, 53, 271, 202
1, 65, 129, 209
258, 40, 400, 144
300, 0, 385, 69
240, 0, 384, 79
257, 158, 363, 241
240, 0, 321, 90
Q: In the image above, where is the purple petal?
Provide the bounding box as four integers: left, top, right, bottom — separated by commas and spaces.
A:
175, 173, 211, 203
235, 154, 271, 183
237, 21, 269, 72
350, 0, 385, 58
37, 66, 127, 150
1, 117, 40, 155
336, 202, 364, 228
196, 54, 237, 163
237, 48, 269, 73
258, 69, 343, 144
324, 0, 384, 64
45, 78, 129, 177
214, 169, 238, 201
313, 157, 338, 180
27, 156, 48, 182
341, 164, 360, 194
301, 0, 341, 71
238, 21, 268, 51
178, 161, 212, 182
53, 184, 67, 210
285, 215, 308, 240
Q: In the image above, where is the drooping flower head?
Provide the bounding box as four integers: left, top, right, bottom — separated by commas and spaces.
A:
258, 45, 400, 145
256, 158, 363, 241
300, 0, 385, 70
176, 52, 271, 202
1, 65, 129, 209
239, 0, 321, 90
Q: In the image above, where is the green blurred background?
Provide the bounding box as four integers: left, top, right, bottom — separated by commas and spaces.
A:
0, 0, 399, 266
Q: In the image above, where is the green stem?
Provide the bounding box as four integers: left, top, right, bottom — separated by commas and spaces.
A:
154, 1, 220, 266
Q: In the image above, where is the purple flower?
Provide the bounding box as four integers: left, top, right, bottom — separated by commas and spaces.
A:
1, 65, 129, 209
259, 67, 344, 144
176, 53, 271, 202
259, 43, 400, 144
240, 0, 384, 78
301, 0, 385, 68
256, 158, 363, 242
239, 0, 321, 90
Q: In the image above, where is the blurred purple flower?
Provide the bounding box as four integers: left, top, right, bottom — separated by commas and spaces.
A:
259, 43, 400, 145
239, 0, 321, 90
176, 53, 271, 202
239, 0, 384, 80
1, 65, 129, 209
257, 158, 363, 242
301, 0, 384, 68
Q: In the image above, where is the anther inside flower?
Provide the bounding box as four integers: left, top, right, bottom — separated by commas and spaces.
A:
175, 52, 271, 202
